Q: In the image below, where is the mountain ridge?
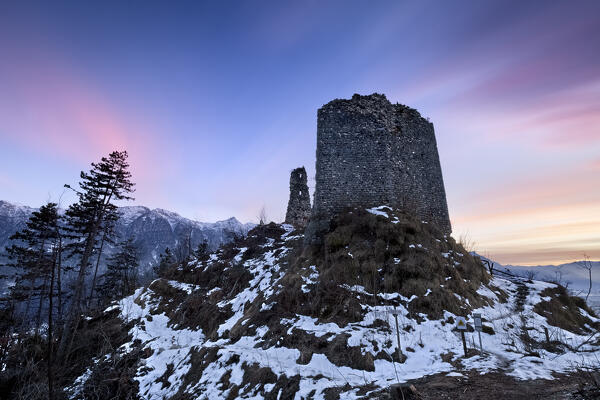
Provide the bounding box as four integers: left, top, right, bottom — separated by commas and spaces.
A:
0, 199, 255, 274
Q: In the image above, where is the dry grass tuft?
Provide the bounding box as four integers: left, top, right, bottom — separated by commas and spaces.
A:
534, 286, 599, 334
296, 208, 494, 320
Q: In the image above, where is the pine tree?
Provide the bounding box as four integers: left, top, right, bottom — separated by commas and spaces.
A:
154, 247, 175, 277
3, 202, 62, 332
99, 238, 139, 304
194, 239, 210, 261
87, 214, 118, 307
57, 150, 134, 360
2, 202, 62, 400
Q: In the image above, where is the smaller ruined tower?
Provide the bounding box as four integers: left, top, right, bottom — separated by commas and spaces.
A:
285, 167, 311, 228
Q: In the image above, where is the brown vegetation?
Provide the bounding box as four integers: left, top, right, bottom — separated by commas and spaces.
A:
534, 286, 599, 335
296, 209, 495, 320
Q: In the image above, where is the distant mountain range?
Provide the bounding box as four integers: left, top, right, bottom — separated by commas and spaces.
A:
0, 200, 255, 274
499, 261, 600, 297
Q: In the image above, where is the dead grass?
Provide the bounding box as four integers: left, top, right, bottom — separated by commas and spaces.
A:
534, 286, 600, 335
296, 209, 494, 320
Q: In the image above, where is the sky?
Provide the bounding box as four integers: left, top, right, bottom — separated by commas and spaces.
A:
0, 1, 598, 266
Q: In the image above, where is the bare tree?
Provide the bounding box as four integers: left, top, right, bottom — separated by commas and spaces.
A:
578, 254, 595, 303
458, 231, 476, 253
258, 206, 267, 225
525, 270, 537, 281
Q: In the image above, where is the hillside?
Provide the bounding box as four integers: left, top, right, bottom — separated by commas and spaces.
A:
499, 261, 600, 295
480, 257, 600, 313
59, 207, 600, 399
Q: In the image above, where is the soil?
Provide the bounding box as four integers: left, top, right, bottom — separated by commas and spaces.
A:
399, 371, 598, 400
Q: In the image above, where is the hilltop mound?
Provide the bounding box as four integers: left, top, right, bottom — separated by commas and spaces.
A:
65, 208, 600, 399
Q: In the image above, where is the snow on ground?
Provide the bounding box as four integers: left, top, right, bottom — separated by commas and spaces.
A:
118, 286, 206, 400
111, 276, 598, 398
479, 254, 600, 312
70, 226, 600, 399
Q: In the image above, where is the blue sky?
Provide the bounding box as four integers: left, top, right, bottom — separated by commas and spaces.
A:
1, 1, 599, 264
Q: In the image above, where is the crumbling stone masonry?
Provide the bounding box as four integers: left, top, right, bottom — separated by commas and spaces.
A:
284, 167, 311, 228
309, 93, 451, 235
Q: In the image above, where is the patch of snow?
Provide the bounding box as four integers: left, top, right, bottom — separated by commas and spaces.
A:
366, 206, 391, 218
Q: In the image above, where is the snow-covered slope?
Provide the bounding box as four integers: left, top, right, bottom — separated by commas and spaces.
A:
501, 262, 600, 294
68, 209, 600, 399
478, 255, 600, 310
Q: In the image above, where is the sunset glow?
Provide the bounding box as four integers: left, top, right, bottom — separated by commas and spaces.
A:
1, 1, 598, 266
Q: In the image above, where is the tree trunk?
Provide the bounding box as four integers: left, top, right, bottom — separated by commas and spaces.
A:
56, 223, 100, 360
48, 251, 56, 400
587, 268, 592, 303
88, 230, 108, 308
34, 237, 48, 334
23, 277, 35, 330
56, 235, 63, 326
36, 275, 49, 334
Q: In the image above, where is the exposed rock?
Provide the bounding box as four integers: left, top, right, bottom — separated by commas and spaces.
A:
284, 167, 311, 228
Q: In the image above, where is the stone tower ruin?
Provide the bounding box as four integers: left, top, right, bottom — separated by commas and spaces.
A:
284, 167, 311, 228
310, 93, 451, 234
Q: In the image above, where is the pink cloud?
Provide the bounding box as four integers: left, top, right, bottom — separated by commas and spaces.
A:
460, 162, 600, 217
0, 43, 173, 197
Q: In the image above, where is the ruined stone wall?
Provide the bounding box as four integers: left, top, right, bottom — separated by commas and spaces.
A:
311, 93, 451, 234
285, 167, 311, 228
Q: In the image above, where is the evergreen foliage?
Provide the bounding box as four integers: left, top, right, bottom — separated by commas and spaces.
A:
0, 150, 137, 399
1, 202, 63, 400
58, 150, 135, 360
194, 239, 210, 261
154, 247, 176, 277
3, 202, 62, 332
99, 238, 139, 304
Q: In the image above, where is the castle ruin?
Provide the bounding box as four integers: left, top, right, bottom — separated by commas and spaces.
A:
284, 167, 311, 228
309, 93, 451, 234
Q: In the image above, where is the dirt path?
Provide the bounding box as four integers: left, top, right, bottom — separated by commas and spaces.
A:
513, 281, 530, 313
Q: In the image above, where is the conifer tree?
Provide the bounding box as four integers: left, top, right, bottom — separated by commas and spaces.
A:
4, 202, 62, 332
194, 239, 210, 261
99, 238, 139, 304
57, 150, 134, 360
154, 247, 175, 277
3, 202, 62, 400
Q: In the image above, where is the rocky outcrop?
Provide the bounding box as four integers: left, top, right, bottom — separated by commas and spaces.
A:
284, 167, 311, 228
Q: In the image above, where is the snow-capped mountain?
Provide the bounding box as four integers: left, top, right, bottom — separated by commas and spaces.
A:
0, 200, 255, 272
113, 205, 255, 270
0, 201, 36, 253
